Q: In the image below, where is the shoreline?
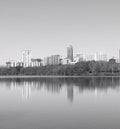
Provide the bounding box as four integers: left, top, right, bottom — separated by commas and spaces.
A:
0, 75, 120, 78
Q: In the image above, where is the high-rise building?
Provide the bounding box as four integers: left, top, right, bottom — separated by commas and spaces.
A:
22, 50, 31, 67
67, 45, 73, 61
44, 55, 61, 66
51, 55, 61, 65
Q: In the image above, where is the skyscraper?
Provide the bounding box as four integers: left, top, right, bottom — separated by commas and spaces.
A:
67, 45, 73, 61
22, 50, 31, 67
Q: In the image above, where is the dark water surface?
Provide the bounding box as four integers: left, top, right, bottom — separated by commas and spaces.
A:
0, 77, 120, 129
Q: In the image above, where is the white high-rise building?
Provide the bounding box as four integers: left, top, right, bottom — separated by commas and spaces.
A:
22, 50, 31, 67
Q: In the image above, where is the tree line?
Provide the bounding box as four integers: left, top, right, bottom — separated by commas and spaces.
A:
0, 60, 120, 76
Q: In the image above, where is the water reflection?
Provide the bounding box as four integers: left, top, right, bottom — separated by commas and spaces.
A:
0, 77, 120, 102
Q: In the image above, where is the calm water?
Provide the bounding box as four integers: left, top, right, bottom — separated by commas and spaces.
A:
0, 77, 120, 129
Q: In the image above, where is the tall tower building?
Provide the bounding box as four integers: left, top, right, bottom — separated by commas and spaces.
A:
22, 50, 31, 67
67, 45, 73, 61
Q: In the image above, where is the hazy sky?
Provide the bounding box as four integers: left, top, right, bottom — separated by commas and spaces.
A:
0, 0, 120, 64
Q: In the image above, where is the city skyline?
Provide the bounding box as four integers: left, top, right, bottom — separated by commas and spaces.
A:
1, 1, 120, 129
0, 0, 120, 64
3, 44, 120, 67
5, 45, 117, 68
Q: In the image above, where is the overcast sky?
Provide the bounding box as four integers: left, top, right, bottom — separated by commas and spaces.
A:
0, 0, 120, 64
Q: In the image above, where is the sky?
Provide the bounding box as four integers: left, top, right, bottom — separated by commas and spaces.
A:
0, 0, 120, 64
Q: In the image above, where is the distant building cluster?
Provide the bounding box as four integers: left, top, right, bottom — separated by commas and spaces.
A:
44, 55, 61, 66
6, 45, 109, 68
74, 52, 107, 63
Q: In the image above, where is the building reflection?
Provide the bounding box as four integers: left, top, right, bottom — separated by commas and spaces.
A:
0, 77, 120, 102
67, 85, 74, 102
22, 83, 31, 100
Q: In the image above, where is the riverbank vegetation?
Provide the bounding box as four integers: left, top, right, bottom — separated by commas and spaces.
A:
0, 60, 120, 76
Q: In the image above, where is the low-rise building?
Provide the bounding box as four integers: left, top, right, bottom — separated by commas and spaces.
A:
6, 61, 24, 68
74, 54, 84, 63
62, 58, 71, 65
31, 58, 43, 67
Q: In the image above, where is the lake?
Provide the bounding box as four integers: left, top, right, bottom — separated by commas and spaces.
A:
0, 77, 120, 129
